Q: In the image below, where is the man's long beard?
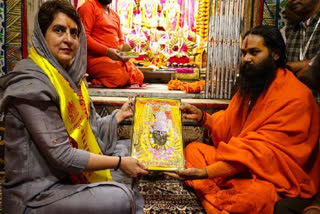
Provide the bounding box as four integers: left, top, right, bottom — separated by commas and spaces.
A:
98, 0, 112, 5
239, 55, 277, 103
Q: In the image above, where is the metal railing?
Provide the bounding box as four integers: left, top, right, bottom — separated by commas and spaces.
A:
205, 0, 243, 99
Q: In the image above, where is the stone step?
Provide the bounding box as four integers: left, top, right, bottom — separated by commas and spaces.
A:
88, 83, 232, 101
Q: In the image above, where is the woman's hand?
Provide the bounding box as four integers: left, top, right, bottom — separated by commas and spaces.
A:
116, 99, 134, 123
106, 48, 128, 62
180, 103, 203, 122
120, 157, 148, 178
164, 168, 208, 180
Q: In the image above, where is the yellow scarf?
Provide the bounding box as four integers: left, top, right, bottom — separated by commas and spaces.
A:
29, 47, 112, 182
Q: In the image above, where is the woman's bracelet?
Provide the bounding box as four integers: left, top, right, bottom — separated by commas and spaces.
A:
114, 156, 122, 171
303, 205, 320, 214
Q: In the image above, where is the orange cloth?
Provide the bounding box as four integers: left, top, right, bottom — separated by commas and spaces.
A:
78, 0, 143, 88
185, 68, 320, 214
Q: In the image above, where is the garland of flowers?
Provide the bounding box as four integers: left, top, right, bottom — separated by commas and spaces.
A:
195, 0, 210, 43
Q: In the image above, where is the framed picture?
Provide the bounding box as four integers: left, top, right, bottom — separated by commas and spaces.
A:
131, 97, 184, 171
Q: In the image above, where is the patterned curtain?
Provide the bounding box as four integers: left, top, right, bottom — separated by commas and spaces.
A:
0, 0, 5, 75
261, 0, 288, 29
6, 0, 23, 72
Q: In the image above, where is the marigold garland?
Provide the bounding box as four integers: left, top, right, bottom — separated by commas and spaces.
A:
168, 79, 205, 93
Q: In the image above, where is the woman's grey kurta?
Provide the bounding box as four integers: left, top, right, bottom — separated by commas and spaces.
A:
0, 11, 142, 214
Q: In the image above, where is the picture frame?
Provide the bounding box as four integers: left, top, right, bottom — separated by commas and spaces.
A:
131, 97, 184, 171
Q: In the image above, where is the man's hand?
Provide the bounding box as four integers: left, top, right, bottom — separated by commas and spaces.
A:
120, 156, 148, 178
164, 168, 208, 180
296, 65, 318, 89
180, 103, 203, 122
116, 99, 134, 123
119, 43, 132, 52
287, 61, 306, 73
106, 48, 128, 62
287, 60, 318, 89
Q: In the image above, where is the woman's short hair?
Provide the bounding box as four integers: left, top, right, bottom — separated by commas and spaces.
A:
38, 0, 81, 36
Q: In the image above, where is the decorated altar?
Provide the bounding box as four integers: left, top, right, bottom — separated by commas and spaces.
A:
107, 0, 210, 80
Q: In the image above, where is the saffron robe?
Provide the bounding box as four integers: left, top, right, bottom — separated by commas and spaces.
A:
78, 0, 144, 88
185, 68, 320, 214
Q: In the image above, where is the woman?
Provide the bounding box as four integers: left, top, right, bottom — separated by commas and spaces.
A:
0, 0, 148, 213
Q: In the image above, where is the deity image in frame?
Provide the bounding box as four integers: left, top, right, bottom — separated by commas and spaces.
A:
131, 97, 184, 171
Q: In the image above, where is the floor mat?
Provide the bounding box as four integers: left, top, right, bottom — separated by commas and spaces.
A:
139, 173, 205, 214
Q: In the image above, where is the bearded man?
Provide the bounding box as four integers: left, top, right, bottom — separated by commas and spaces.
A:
78, 0, 144, 88
166, 25, 320, 214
